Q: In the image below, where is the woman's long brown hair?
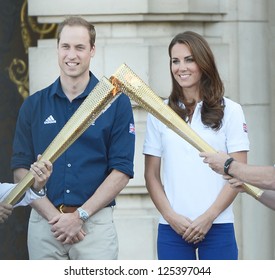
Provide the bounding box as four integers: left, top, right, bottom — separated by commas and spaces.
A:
168, 31, 225, 130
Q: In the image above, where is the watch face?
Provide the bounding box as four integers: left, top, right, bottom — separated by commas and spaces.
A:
78, 208, 89, 222
31, 186, 46, 197
39, 189, 45, 195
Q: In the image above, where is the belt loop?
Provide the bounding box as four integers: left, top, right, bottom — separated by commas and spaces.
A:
59, 204, 64, 213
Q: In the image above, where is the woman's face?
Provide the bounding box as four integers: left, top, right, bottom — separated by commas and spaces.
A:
170, 43, 202, 92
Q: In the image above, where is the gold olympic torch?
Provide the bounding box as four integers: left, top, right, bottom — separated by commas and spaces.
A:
110, 63, 263, 199
4, 77, 117, 205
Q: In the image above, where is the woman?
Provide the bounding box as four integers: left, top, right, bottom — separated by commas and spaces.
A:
0, 155, 52, 223
143, 31, 249, 260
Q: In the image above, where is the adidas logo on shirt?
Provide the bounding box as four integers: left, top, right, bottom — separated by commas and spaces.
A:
44, 115, 56, 124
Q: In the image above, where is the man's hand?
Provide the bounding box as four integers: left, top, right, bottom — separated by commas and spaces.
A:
31, 154, 53, 191
49, 212, 86, 244
199, 151, 230, 175
0, 203, 13, 223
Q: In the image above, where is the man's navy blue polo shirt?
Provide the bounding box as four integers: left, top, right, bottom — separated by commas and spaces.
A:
11, 72, 135, 207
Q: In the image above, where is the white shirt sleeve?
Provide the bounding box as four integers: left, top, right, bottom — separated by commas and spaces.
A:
143, 113, 163, 157
0, 182, 43, 207
223, 98, 250, 153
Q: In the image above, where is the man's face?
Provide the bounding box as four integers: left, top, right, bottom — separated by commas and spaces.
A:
57, 25, 95, 79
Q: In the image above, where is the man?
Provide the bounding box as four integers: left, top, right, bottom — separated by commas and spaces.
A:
199, 151, 275, 210
0, 156, 52, 223
11, 16, 135, 259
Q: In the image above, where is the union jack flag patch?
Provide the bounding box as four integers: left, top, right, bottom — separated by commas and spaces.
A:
243, 123, 248, 133
129, 123, 135, 135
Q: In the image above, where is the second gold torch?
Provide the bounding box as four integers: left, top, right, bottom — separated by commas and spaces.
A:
110, 63, 263, 199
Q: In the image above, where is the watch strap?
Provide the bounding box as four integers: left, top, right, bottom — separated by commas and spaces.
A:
224, 157, 234, 175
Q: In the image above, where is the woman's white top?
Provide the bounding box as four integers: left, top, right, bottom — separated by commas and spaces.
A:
143, 97, 250, 224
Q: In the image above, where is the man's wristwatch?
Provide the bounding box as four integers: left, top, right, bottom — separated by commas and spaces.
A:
224, 157, 234, 175
30, 186, 46, 197
77, 207, 89, 222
